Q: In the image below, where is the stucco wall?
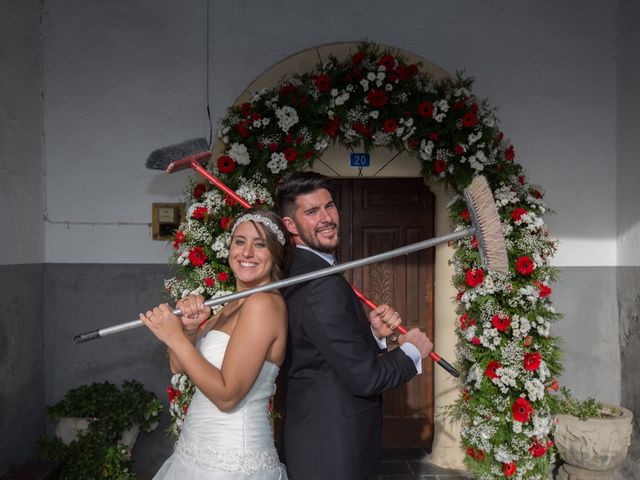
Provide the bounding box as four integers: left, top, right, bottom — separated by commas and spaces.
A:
0, 0, 45, 473
617, 0, 640, 477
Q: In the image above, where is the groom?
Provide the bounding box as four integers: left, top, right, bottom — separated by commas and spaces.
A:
276, 171, 433, 480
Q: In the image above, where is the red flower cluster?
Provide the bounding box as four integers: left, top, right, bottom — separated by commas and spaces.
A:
491, 314, 511, 332
512, 397, 534, 423
516, 255, 535, 275
523, 352, 541, 371
503, 462, 516, 477
188, 246, 208, 267
485, 360, 502, 379
465, 268, 485, 287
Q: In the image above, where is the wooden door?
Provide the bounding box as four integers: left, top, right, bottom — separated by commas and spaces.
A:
333, 177, 435, 448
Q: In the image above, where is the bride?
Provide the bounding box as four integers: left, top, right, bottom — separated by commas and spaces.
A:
140, 208, 289, 479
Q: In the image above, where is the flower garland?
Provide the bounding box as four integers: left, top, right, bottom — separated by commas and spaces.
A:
163, 42, 562, 479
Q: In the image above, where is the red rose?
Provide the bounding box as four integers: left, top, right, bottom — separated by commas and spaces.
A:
224, 194, 237, 207
534, 280, 552, 298
367, 89, 389, 108
474, 450, 484, 461
511, 207, 527, 222
547, 379, 560, 392
485, 360, 502, 379
193, 183, 207, 199
204, 276, 215, 287
518, 175, 526, 186
284, 133, 293, 145
471, 337, 481, 345
461, 208, 471, 222
417, 101, 434, 118
503, 462, 516, 477
352, 51, 366, 65
220, 216, 232, 230
529, 439, 549, 458
268, 142, 279, 152
504, 145, 516, 161
278, 84, 296, 96
395, 64, 409, 81
523, 352, 542, 371
166, 386, 180, 403
465, 268, 485, 288
325, 117, 341, 137
172, 231, 185, 249
236, 119, 250, 138
531, 188, 543, 199
314, 74, 331, 92
188, 246, 208, 267
383, 118, 398, 133
459, 313, 469, 330
378, 54, 396, 70
217, 271, 229, 282
512, 397, 534, 423
471, 236, 478, 249
284, 147, 298, 163
462, 112, 478, 128
191, 207, 208, 220
433, 159, 447, 174
352, 123, 372, 137
407, 64, 419, 76
516, 256, 535, 275
217, 155, 236, 174
492, 314, 511, 332
240, 102, 252, 117
454, 144, 465, 155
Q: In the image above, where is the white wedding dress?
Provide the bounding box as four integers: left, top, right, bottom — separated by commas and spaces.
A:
154, 330, 288, 479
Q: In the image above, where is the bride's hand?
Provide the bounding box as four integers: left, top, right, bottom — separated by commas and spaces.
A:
139, 303, 184, 346
176, 294, 211, 330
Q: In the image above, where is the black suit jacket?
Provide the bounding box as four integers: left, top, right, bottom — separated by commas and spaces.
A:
281, 248, 418, 480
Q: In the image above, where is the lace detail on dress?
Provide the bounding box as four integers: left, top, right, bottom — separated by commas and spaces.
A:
175, 433, 282, 474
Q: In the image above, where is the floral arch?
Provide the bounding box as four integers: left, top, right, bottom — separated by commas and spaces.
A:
165, 42, 562, 479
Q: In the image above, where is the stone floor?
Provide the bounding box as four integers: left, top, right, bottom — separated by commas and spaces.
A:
372, 449, 472, 480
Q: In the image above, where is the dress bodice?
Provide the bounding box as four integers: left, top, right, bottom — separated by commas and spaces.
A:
155, 329, 286, 478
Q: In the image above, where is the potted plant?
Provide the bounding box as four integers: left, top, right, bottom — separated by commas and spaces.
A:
550, 387, 633, 480
38, 379, 162, 479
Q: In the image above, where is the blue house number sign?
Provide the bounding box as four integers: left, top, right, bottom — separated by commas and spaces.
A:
350, 152, 370, 168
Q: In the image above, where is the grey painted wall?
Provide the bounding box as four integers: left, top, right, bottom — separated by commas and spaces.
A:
0, 265, 45, 472
42, 264, 178, 477
0, 0, 44, 265
618, 0, 640, 477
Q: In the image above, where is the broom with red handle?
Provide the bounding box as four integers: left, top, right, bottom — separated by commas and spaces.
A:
75, 140, 509, 379
148, 139, 461, 377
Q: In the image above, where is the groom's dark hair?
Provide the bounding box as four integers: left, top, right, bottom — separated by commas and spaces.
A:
275, 171, 336, 219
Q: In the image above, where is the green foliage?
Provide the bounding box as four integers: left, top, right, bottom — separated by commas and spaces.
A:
549, 387, 619, 421
39, 380, 162, 479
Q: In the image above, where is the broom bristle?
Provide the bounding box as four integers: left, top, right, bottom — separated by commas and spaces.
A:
145, 138, 210, 170
463, 176, 509, 274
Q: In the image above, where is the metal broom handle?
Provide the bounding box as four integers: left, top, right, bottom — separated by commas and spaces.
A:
73, 227, 473, 343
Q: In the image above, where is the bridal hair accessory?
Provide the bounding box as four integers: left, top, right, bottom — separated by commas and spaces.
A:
231, 213, 286, 246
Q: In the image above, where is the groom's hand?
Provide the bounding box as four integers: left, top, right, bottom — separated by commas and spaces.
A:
368, 304, 403, 338
399, 328, 433, 359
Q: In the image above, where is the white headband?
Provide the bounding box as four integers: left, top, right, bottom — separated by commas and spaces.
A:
231, 213, 286, 246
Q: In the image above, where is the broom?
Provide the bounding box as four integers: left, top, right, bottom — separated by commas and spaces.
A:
149, 142, 466, 377
75, 140, 507, 376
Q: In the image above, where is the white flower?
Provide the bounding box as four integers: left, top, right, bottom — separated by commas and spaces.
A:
267, 152, 287, 174
275, 106, 299, 133
228, 143, 250, 165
